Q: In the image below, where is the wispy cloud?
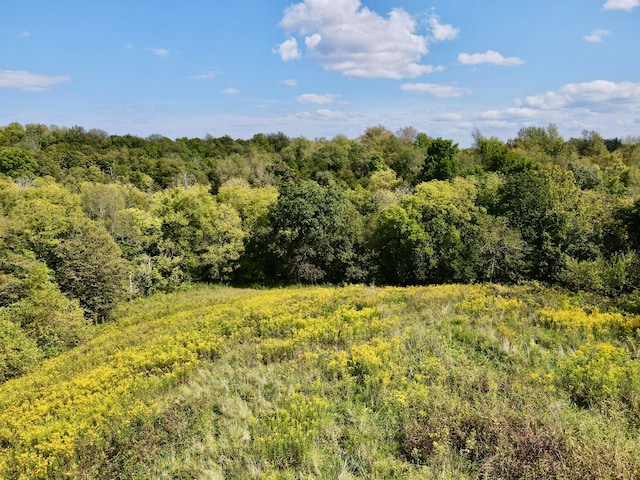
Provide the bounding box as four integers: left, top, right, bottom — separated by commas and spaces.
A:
277, 0, 453, 79
222, 88, 240, 95
400, 83, 471, 98
282, 79, 298, 87
189, 71, 220, 80
297, 109, 347, 121
145, 47, 169, 57
458, 50, 525, 66
0, 70, 70, 91
296, 93, 340, 104
19, 30, 31, 38
583, 29, 611, 42
603, 0, 640, 11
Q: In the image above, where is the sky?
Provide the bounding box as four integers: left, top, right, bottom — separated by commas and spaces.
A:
1, 0, 639, 146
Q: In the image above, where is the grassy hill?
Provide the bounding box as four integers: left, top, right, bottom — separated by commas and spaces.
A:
2, 284, 640, 479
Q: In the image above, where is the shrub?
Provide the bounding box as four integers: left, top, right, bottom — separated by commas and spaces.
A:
559, 342, 640, 408
0, 314, 41, 382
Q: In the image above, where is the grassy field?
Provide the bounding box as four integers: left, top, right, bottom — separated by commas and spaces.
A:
2, 283, 640, 479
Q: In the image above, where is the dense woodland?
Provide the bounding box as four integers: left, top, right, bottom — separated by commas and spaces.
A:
2, 121, 640, 382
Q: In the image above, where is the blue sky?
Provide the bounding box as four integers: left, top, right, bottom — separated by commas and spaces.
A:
1, 0, 639, 146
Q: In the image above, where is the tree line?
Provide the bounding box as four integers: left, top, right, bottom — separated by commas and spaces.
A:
1, 121, 640, 379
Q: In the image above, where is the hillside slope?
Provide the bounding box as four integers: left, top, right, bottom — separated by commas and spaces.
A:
1, 284, 640, 479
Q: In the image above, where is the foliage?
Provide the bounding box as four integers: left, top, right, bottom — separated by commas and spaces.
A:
9, 261, 90, 353
2, 122, 640, 380
263, 179, 360, 283
0, 314, 42, 382
418, 137, 459, 181
151, 185, 245, 284
53, 225, 127, 321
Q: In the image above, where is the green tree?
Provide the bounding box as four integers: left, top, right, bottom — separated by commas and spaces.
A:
151, 185, 245, 284
371, 203, 433, 285
514, 124, 565, 158
497, 167, 603, 281
418, 138, 459, 182
51, 221, 129, 322
0, 147, 37, 177
264, 179, 360, 283
10, 261, 90, 353
80, 182, 127, 233
405, 178, 480, 282
1, 178, 129, 321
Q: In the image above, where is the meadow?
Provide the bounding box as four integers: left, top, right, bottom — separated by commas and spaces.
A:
2, 283, 640, 479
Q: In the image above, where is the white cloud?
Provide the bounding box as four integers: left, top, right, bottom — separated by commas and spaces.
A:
315, 109, 347, 120
434, 113, 463, 121
297, 109, 347, 121
282, 79, 298, 87
222, 88, 240, 95
428, 14, 459, 42
518, 80, 640, 110
603, 0, 640, 11
305, 33, 322, 49
0, 70, 70, 92
583, 29, 611, 42
189, 71, 219, 79
278, 0, 451, 79
296, 93, 340, 104
458, 50, 525, 66
400, 83, 471, 98
275, 38, 301, 61
477, 108, 540, 120
146, 47, 169, 56
19, 30, 31, 38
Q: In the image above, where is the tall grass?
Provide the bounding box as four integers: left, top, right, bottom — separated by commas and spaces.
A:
2, 284, 640, 478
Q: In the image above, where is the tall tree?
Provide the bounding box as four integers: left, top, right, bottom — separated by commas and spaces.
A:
264, 179, 360, 283
418, 138, 459, 182
151, 185, 245, 284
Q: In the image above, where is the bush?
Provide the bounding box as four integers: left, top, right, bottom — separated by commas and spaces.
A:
559, 342, 640, 409
12, 286, 89, 356
0, 314, 41, 382
561, 254, 634, 296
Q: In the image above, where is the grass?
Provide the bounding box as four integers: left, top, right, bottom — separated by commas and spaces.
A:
1, 283, 640, 478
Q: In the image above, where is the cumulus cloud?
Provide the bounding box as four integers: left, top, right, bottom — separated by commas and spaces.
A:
517, 80, 640, 110
400, 83, 471, 98
458, 50, 525, 66
428, 14, 459, 42
277, 0, 451, 79
282, 79, 298, 86
275, 38, 301, 61
222, 88, 240, 95
583, 29, 611, 42
296, 93, 340, 104
305, 33, 322, 49
0, 70, 70, 91
603, 0, 640, 11
146, 47, 169, 56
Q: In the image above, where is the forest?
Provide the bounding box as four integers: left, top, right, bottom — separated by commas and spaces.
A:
3, 122, 640, 477
1, 121, 640, 379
